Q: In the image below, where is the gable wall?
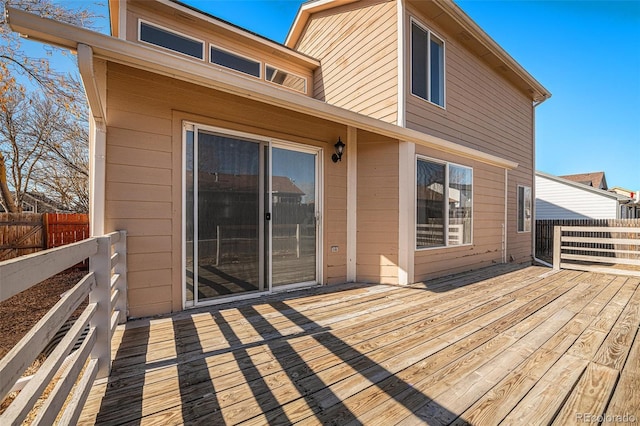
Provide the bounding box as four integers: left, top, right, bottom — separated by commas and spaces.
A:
404, 2, 535, 264
295, 0, 399, 124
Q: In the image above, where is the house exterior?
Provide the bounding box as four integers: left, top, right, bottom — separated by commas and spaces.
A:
610, 187, 640, 219
7, 0, 550, 318
536, 171, 634, 220
560, 171, 608, 190
0, 192, 72, 213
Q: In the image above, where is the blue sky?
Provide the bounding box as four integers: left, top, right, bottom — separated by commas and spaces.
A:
42, 1, 640, 190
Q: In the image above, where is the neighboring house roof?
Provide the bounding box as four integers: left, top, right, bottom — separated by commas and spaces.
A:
285, 0, 551, 103
6, 6, 519, 170
272, 176, 305, 196
0, 192, 70, 213
192, 172, 305, 196
559, 171, 608, 190
536, 171, 630, 202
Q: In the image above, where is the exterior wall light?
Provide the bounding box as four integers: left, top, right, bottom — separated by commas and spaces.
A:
332, 137, 345, 163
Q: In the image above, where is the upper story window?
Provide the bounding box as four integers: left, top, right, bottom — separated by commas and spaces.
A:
210, 45, 261, 78
265, 65, 307, 94
416, 157, 472, 249
411, 20, 445, 108
139, 20, 204, 60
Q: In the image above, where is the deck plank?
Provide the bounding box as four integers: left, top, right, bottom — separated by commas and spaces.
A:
74, 266, 640, 426
606, 328, 640, 425
552, 362, 619, 425
592, 285, 640, 369
500, 354, 589, 425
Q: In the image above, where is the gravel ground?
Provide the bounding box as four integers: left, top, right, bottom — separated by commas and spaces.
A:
0, 269, 89, 358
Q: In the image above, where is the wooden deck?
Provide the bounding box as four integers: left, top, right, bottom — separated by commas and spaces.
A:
79, 265, 640, 425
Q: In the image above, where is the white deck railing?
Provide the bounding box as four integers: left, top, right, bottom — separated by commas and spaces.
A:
0, 230, 127, 424
553, 226, 640, 277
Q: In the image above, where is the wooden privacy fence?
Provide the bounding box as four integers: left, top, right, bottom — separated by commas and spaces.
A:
0, 213, 89, 261
0, 230, 127, 424
536, 219, 640, 262
552, 225, 640, 277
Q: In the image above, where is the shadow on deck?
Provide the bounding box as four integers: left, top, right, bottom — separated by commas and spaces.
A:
79, 264, 640, 425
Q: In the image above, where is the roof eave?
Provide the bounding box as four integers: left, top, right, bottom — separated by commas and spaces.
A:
536, 171, 630, 201
435, 0, 550, 104
286, 0, 551, 103
285, 0, 358, 48
7, 6, 518, 171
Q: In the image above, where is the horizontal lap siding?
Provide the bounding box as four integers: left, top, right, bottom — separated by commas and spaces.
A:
405, 4, 534, 264
106, 63, 347, 317
535, 175, 619, 219
325, 144, 348, 285
126, 2, 314, 96
414, 147, 505, 280
357, 132, 399, 284
296, 0, 399, 124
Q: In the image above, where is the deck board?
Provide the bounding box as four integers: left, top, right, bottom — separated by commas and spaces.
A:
78, 265, 640, 425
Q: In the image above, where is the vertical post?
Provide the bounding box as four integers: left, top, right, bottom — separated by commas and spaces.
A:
296, 224, 300, 259
216, 225, 220, 266
553, 226, 561, 270
501, 223, 506, 263
42, 213, 49, 250
90, 235, 112, 379
114, 230, 127, 324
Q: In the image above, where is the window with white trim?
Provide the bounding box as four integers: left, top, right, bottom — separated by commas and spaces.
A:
139, 21, 204, 59
265, 65, 307, 94
210, 45, 260, 78
411, 20, 445, 107
517, 185, 532, 232
416, 157, 472, 249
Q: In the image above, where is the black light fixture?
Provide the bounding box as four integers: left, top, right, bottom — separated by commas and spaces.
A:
332, 137, 345, 163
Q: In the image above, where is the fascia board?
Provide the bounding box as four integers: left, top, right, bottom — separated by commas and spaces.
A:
7, 6, 518, 170
435, 0, 550, 103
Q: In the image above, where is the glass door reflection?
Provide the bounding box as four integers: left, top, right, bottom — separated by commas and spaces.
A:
192, 131, 263, 302
270, 147, 317, 288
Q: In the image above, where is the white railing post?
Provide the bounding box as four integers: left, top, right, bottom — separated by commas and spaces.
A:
216, 225, 220, 266
89, 235, 112, 379
296, 224, 300, 259
114, 230, 127, 324
553, 226, 562, 270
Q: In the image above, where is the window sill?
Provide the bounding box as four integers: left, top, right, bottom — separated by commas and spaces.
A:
415, 243, 473, 252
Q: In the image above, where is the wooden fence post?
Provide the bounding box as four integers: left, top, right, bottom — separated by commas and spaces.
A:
553, 226, 561, 270
114, 230, 127, 324
89, 235, 111, 380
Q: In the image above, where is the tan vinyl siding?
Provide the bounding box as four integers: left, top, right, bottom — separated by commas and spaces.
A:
404, 4, 534, 264
296, 0, 399, 124
105, 62, 347, 317
125, 1, 314, 96
413, 146, 505, 280
357, 131, 399, 284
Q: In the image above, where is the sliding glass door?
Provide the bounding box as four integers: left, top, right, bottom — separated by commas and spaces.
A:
185, 125, 320, 306
270, 146, 318, 288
